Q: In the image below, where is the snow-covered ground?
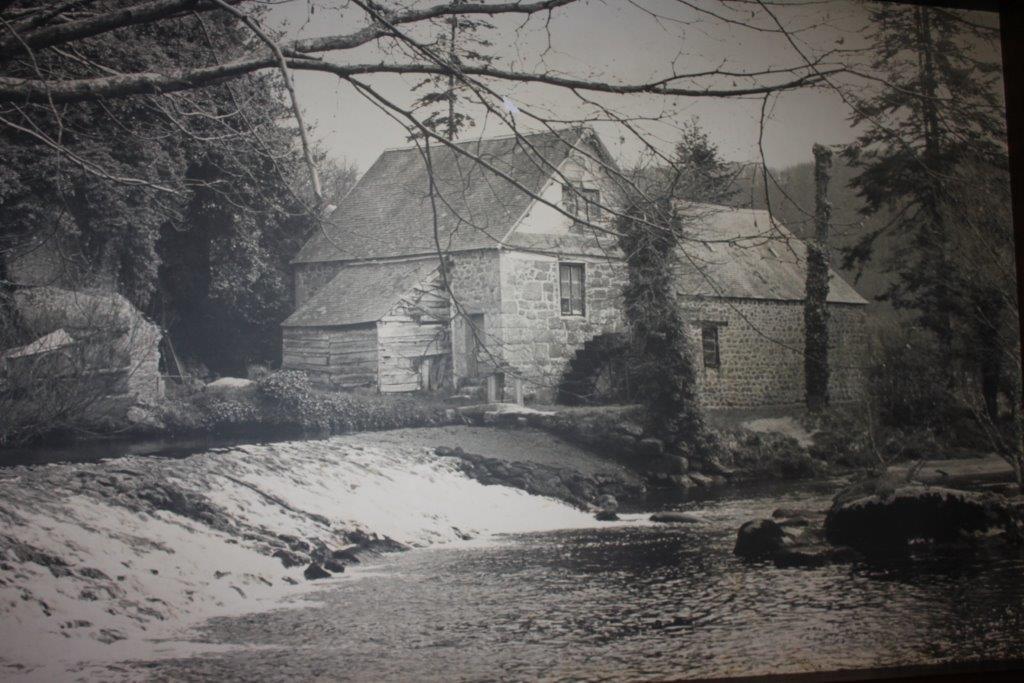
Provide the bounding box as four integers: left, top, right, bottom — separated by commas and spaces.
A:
0, 437, 598, 680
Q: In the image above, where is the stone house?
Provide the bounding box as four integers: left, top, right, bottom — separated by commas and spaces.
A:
283, 128, 868, 408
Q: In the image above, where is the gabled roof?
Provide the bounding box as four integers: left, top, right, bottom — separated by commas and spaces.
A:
674, 204, 868, 305
282, 259, 440, 327
293, 128, 604, 264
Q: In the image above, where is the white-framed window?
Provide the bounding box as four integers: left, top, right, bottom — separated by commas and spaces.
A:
562, 183, 602, 222
559, 262, 585, 316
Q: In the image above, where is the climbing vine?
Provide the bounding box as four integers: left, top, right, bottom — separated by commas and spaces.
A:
617, 198, 705, 448
805, 143, 832, 412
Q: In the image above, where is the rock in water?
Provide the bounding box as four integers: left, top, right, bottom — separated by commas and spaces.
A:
595, 510, 619, 521
734, 519, 785, 560
323, 559, 347, 574
825, 485, 1023, 553
773, 545, 862, 569
272, 549, 308, 568
649, 511, 701, 524
303, 563, 332, 581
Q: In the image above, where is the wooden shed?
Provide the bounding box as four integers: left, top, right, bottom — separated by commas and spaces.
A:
281, 258, 450, 392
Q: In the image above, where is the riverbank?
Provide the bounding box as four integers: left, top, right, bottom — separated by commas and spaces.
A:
0, 426, 633, 680
1, 422, 1020, 680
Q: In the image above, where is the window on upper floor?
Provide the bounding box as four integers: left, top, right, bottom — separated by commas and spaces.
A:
562, 183, 602, 223
559, 262, 585, 316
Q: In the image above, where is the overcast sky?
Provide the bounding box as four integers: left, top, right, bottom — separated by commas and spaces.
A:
266, 1, 1003, 174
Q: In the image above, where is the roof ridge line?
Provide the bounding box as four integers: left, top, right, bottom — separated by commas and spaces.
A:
377, 126, 587, 155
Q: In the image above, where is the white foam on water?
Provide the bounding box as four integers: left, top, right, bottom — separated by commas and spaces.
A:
0, 437, 599, 680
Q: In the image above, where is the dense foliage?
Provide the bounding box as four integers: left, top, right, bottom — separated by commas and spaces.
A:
842, 4, 1014, 409
160, 370, 445, 435
0, 2, 357, 374
617, 198, 705, 449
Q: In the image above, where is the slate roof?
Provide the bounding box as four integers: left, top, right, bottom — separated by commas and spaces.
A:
674, 204, 868, 305
293, 128, 595, 264
282, 258, 440, 327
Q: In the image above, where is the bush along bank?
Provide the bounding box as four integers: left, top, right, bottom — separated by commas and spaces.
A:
151, 370, 451, 438
489, 403, 973, 489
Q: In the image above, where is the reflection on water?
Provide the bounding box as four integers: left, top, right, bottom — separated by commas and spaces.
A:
150, 487, 1024, 682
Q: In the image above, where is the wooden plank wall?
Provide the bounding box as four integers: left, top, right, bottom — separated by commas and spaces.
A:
282, 324, 378, 389
378, 273, 452, 393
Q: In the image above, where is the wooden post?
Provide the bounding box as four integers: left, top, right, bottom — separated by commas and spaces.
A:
805, 143, 832, 413
513, 377, 524, 406
419, 357, 432, 391
486, 374, 500, 403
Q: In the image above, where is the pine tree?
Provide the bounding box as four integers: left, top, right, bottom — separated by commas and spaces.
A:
669, 118, 739, 205
408, 3, 495, 140
842, 4, 1007, 370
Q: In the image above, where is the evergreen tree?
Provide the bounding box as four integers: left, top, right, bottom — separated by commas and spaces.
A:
408, 2, 495, 140
669, 118, 739, 205
842, 4, 1007, 373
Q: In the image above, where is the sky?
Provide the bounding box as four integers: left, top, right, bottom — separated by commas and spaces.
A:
265, 0, 1004, 175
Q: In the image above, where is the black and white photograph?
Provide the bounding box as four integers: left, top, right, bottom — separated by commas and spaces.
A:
0, 0, 1021, 680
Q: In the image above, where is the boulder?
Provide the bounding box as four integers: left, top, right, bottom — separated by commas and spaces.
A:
303, 563, 332, 580
734, 519, 785, 560
595, 510, 619, 521
206, 377, 254, 391
277, 534, 311, 553
323, 559, 347, 574
825, 485, 1023, 553
650, 511, 701, 524
773, 544, 861, 569
330, 548, 361, 564
272, 549, 309, 568
688, 472, 714, 488
702, 457, 736, 477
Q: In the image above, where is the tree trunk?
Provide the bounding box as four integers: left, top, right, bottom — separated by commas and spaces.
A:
917, 6, 954, 377
805, 143, 832, 413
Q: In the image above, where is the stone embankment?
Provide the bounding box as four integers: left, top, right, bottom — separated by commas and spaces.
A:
453, 404, 739, 491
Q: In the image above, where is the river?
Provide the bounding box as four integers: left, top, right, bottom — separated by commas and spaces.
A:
140, 480, 1024, 682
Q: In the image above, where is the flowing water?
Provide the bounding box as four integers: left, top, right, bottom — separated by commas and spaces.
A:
144, 480, 1024, 682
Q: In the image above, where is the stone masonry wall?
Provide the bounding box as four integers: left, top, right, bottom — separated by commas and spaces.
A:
683, 298, 868, 408
447, 251, 503, 383
498, 250, 627, 401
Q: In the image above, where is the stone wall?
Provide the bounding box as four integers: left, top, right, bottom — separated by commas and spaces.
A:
497, 250, 627, 401
448, 251, 503, 383
683, 297, 868, 408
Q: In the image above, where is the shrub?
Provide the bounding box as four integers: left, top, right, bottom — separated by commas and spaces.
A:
869, 330, 951, 430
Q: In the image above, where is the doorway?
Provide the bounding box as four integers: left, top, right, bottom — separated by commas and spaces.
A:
464, 313, 484, 379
